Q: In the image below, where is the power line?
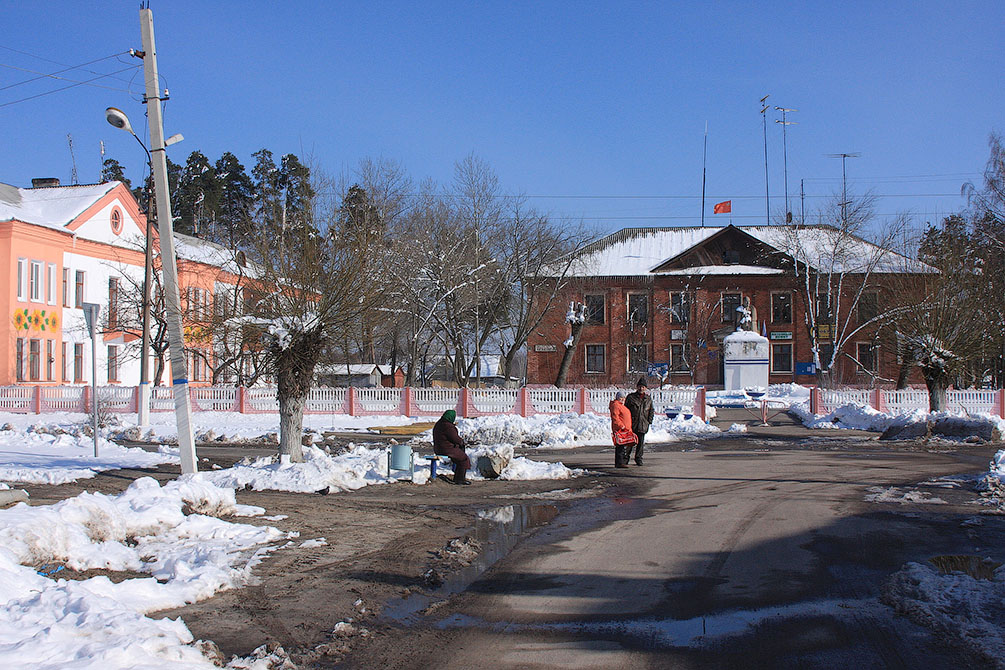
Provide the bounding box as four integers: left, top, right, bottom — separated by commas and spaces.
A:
0, 64, 140, 108
0, 51, 131, 91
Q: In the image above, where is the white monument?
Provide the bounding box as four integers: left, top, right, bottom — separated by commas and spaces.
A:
723, 329, 770, 391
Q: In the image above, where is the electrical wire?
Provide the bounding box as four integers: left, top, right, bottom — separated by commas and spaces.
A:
0, 64, 140, 108
0, 51, 131, 91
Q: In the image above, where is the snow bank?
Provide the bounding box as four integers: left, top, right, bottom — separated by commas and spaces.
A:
453, 412, 718, 449
707, 383, 810, 408
466, 444, 584, 480
0, 422, 177, 485
794, 401, 1005, 438
0, 476, 287, 669
883, 561, 1005, 666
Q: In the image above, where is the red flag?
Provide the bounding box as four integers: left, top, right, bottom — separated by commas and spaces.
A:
713, 200, 731, 214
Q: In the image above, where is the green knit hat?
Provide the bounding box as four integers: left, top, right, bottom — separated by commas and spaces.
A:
441, 409, 457, 423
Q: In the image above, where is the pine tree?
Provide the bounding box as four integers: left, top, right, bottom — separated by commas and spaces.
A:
100, 158, 132, 190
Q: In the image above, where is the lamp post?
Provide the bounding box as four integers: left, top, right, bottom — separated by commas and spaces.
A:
826, 152, 861, 228
760, 95, 770, 225
105, 107, 154, 427
105, 6, 197, 474
774, 107, 798, 223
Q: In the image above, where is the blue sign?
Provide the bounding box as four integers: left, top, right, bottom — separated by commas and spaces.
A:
795, 362, 816, 376
648, 363, 669, 377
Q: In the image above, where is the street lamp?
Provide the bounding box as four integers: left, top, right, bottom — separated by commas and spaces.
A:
104, 8, 197, 476
105, 107, 153, 428
760, 95, 770, 225
774, 107, 798, 223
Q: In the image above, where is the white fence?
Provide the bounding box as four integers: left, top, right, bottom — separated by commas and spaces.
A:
814, 387, 1005, 418
0, 384, 709, 420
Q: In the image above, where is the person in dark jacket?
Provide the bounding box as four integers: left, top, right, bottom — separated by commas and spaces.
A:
624, 377, 654, 466
432, 409, 471, 485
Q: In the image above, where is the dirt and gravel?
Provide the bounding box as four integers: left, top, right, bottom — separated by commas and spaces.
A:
16, 428, 1005, 669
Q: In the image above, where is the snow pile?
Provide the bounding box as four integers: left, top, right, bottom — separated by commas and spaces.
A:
708, 383, 810, 408
0, 422, 178, 485
202, 443, 584, 492
794, 401, 1005, 438
466, 444, 584, 480
202, 445, 397, 493
0, 476, 287, 669
883, 561, 1005, 666
454, 412, 717, 449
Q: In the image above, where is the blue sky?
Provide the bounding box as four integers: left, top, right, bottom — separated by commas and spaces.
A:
2, 1, 1002, 235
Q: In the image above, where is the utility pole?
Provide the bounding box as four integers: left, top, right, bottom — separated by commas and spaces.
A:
760, 95, 770, 225
826, 152, 861, 227
774, 107, 797, 222
700, 121, 708, 227
139, 6, 197, 474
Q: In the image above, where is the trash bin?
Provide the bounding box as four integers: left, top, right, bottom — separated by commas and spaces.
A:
389, 444, 413, 472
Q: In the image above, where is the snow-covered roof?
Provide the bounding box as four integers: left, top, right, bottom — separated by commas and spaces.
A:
320, 364, 380, 376
658, 264, 785, 276
563, 225, 931, 277
0, 182, 115, 228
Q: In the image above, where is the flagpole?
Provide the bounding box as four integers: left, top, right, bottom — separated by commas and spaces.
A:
700, 121, 707, 228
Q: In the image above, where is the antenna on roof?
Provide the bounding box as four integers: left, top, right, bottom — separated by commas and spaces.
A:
67, 134, 79, 185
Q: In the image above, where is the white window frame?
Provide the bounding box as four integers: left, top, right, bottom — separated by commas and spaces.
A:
62, 268, 71, 307
75, 270, 85, 308
771, 342, 793, 374
669, 291, 691, 324
771, 291, 792, 325
16, 258, 27, 301
670, 342, 690, 373
46, 339, 54, 381
47, 263, 57, 304
107, 345, 119, 383
29, 260, 43, 302
585, 344, 605, 374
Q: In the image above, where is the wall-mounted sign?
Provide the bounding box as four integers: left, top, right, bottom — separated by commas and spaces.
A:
795, 362, 816, 375
770, 331, 792, 340
670, 329, 686, 341
534, 344, 557, 352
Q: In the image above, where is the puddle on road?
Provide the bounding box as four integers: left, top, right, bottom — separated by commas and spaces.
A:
382, 503, 558, 624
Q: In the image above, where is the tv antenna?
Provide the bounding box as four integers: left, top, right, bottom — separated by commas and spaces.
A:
67, 134, 79, 185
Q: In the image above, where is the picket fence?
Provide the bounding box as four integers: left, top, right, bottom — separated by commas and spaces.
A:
811, 387, 1005, 418
0, 385, 708, 420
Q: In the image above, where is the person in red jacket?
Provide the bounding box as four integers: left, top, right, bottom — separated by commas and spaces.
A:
432, 409, 472, 485
609, 391, 635, 468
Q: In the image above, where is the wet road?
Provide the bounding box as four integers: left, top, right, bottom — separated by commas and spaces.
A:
396, 437, 1002, 669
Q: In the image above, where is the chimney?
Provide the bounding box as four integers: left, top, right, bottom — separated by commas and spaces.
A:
31, 177, 61, 188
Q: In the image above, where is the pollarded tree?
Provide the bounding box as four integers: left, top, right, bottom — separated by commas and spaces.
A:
245, 165, 385, 462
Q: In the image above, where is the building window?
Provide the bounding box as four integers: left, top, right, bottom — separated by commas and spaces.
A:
670, 343, 689, 372
110, 207, 123, 235
816, 293, 833, 322
16, 258, 27, 301
669, 291, 691, 324
721, 293, 741, 322
62, 268, 71, 307
584, 294, 605, 325
771, 343, 793, 373
46, 339, 54, 381
771, 292, 792, 324
15, 339, 25, 381
857, 343, 878, 373
627, 344, 648, 373
74, 343, 84, 383
627, 293, 648, 329
585, 344, 605, 373
47, 264, 57, 304
62, 342, 69, 382
75, 271, 85, 308
107, 345, 119, 383
858, 292, 878, 323
108, 278, 119, 331
29, 339, 41, 381
30, 261, 43, 302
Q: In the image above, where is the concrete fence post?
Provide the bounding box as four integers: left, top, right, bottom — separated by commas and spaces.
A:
694, 387, 706, 422
34, 386, 42, 414
873, 388, 884, 413
460, 387, 470, 418
999, 389, 1005, 419
347, 386, 357, 416
577, 388, 589, 415
237, 386, 247, 413
810, 386, 820, 415
403, 386, 413, 417
83, 385, 91, 414
519, 387, 529, 417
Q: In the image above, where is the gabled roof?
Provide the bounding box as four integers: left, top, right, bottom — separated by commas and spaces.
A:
562, 224, 931, 277
0, 182, 117, 228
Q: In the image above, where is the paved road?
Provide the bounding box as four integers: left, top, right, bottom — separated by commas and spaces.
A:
387, 436, 1001, 669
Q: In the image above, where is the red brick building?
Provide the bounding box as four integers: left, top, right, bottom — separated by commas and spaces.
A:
527, 225, 928, 388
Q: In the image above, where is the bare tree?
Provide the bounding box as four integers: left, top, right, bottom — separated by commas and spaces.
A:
554, 302, 585, 387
